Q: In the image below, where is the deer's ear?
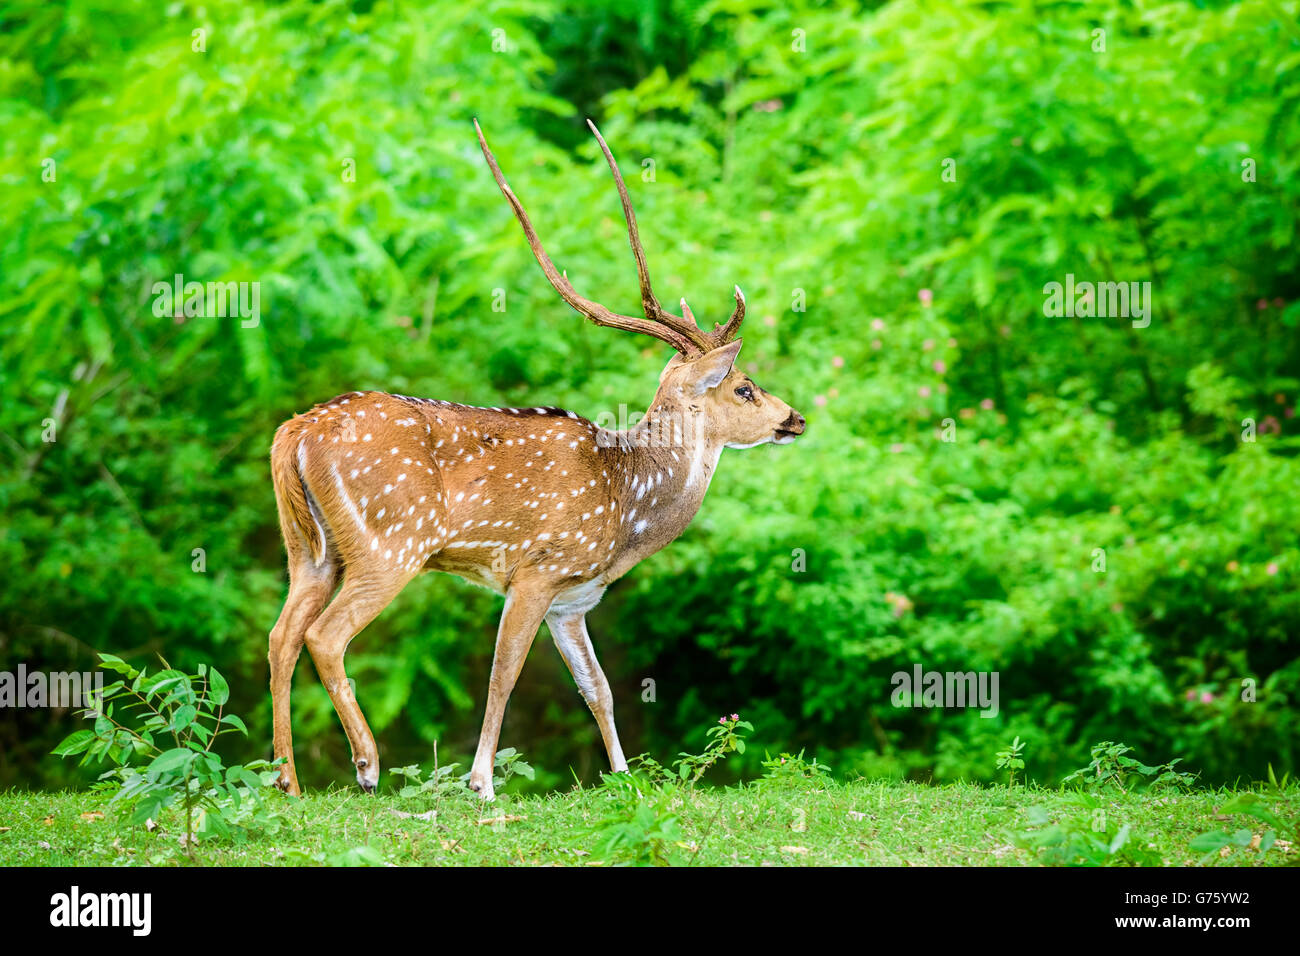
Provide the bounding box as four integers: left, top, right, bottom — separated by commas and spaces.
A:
690, 339, 743, 394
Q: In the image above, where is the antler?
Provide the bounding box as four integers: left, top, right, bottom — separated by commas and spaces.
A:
474, 118, 745, 358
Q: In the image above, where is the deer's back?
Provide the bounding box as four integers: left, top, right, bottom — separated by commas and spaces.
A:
273, 390, 622, 593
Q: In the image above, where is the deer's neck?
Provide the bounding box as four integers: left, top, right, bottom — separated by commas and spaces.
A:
597, 397, 724, 581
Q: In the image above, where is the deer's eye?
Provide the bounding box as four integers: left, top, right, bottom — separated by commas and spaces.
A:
735, 385, 754, 401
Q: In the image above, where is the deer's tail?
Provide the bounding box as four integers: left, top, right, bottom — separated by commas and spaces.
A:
270, 423, 328, 566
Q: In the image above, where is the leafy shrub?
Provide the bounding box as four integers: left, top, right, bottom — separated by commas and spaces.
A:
1061, 741, 1196, 794
53, 654, 284, 858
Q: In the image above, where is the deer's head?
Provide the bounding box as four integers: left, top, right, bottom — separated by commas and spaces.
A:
475, 118, 805, 453
658, 339, 805, 449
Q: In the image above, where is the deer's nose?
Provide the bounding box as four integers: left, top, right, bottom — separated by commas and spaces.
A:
780, 410, 806, 435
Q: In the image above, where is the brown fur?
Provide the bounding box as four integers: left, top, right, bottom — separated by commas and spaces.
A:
268, 345, 803, 799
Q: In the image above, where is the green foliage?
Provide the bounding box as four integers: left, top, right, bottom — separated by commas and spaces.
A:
390, 746, 533, 802
673, 714, 753, 784
995, 736, 1026, 788
586, 714, 753, 865
52, 654, 285, 858
3, 0, 1299, 792
1061, 741, 1196, 794
760, 749, 832, 786
1189, 792, 1292, 863
1014, 794, 1163, 867
588, 771, 688, 867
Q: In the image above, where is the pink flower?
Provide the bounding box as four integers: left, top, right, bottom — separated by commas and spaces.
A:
814, 394, 828, 407
871, 339, 883, 350
933, 360, 947, 374
1260, 415, 1281, 435
918, 289, 933, 307
980, 398, 995, 410
719, 716, 727, 724
918, 385, 932, 398
1257, 298, 1269, 310
871, 318, 886, 332
731, 713, 740, 721
1200, 691, 1214, 704
832, 355, 844, 368
922, 338, 935, 352
1267, 562, 1279, 575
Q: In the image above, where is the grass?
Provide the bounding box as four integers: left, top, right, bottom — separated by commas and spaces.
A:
1, 777, 1296, 867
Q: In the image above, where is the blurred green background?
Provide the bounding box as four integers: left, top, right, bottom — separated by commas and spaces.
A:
2, 0, 1298, 793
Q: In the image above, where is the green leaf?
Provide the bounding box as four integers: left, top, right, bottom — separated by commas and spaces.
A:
148, 747, 196, 777
168, 704, 198, 732
207, 666, 230, 707
219, 714, 248, 735
98, 653, 139, 678
1189, 831, 1232, 854
52, 729, 96, 757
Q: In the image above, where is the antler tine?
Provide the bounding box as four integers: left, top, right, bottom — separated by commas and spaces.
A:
585, 118, 714, 354
474, 119, 699, 357
705, 284, 746, 349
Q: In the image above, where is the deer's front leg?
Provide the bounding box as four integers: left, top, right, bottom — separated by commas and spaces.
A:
469, 585, 554, 800
546, 611, 627, 774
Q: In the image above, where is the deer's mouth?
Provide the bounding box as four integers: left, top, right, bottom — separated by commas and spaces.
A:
773, 411, 806, 444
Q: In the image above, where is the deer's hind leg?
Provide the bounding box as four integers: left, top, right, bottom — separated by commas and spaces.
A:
303, 567, 417, 792
269, 550, 339, 796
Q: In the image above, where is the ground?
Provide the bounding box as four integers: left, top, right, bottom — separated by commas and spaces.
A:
1, 779, 1295, 867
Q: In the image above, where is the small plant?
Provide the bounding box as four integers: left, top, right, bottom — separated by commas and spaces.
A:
588, 771, 687, 867
52, 653, 284, 859
674, 714, 753, 785
760, 749, 832, 786
1013, 795, 1162, 866
390, 762, 468, 799
482, 747, 535, 790
391, 746, 533, 802
1062, 741, 1195, 793
587, 714, 754, 866
1190, 792, 1292, 863
995, 736, 1027, 788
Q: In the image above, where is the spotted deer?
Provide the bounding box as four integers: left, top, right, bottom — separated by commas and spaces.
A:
267, 119, 806, 799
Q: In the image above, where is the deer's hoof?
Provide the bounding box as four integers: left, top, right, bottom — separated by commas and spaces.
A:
355, 759, 379, 794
